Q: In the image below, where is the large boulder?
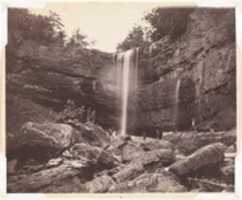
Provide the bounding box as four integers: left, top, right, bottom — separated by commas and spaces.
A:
169, 142, 226, 176
15, 122, 74, 160
73, 122, 111, 147
121, 142, 146, 162
163, 130, 236, 155
7, 162, 81, 192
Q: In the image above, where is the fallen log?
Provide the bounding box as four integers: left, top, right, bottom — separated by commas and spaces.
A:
169, 142, 226, 176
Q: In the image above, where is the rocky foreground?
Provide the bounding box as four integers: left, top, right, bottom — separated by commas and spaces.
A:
7, 122, 236, 193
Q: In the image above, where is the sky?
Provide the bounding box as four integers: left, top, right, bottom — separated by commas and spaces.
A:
30, 2, 166, 53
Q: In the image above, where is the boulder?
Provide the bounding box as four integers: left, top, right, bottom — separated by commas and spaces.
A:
139, 139, 173, 151
109, 171, 186, 193
41, 176, 87, 193
73, 122, 110, 147
70, 143, 100, 161
226, 145, 236, 153
137, 148, 175, 167
70, 143, 118, 168
221, 164, 234, 184
7, 163, 81, 192
169, 142, 226, 176
113, 162, 144, 183
163, 130, 236, 155
133, 171, 187, 192
121, 142, 145, 162
7, 132, 18, 160
105, 136, 133, 160
86, 175, 115, 193
112, 147, 174, 184
15, 122, 74, 160
7, 159, 18, 175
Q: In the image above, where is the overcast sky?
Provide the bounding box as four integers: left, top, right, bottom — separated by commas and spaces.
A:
30, 2, 166, 53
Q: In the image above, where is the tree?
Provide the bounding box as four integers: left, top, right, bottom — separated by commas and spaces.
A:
117, 25, 149, 52
144, 7, 194, 41
66, 28, 89, 48
7, 8, 66, 73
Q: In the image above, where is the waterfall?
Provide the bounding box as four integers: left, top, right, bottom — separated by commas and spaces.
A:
120, 49, 133, 136
175, 79, 181, 129
115, 48, 139, 136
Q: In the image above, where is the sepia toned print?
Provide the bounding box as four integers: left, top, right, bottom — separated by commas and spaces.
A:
6, 3, 236, 193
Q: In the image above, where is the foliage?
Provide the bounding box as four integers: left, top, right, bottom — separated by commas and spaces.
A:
144, 7, 194, 41
57, 100, 96, 126
117, 25, 149, 51
7, 8, 111, 74
7, 8, 66, 73
8, 9, 65, 48
66, 28, 89, 48
116, 8, 194, 51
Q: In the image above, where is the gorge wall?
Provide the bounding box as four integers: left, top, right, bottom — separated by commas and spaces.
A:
7, 8, 236, 136
130, 8, 236, 132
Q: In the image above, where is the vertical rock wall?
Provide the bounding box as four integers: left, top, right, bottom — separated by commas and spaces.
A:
129, 8, 236, 132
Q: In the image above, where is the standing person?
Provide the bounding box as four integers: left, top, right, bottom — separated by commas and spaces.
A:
86, 107, 92, 122
90, 110, 96, 123
155, 127, 163, 140
142, 131, 146, 141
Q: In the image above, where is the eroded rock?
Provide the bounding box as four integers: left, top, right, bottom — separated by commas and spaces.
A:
169, 142, 226, 176
73, 122, 111, 147
139, 139, 173, 151
7, 163, 80, 192
15, 122, 74, 161
70, 143, 118, 168
86, 175, 115, 193
163, 130, 235, 155
109, 171, 186, 193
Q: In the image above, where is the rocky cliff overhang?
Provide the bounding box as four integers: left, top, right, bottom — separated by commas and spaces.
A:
7, 8, 236, 132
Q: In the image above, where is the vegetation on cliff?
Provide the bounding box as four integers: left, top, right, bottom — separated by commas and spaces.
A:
6, 6, 236, 193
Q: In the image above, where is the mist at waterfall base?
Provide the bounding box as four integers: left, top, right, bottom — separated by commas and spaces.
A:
115, 48, 139, 136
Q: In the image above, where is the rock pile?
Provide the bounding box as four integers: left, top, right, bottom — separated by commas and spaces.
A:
7, 122, 235, 193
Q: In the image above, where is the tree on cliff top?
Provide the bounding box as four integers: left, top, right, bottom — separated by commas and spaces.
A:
7, 8, 66, 73
144, 7, 194, 41
66, 28, 90, 48
7, 8, 111, 74
117, 7, 194, 51
117, 25, 149, 52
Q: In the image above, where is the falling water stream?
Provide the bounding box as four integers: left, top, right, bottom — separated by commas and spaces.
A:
120, 49, 133, 136
115, 48, 139, 136
174, 79, 181, 129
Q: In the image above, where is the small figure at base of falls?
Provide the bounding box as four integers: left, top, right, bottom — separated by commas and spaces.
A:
155, 128, 163, 140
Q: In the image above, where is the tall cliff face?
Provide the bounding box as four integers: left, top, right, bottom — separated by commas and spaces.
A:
6, 42, 119, 132
7, 8, 236, 134
131, 8, 236, 132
